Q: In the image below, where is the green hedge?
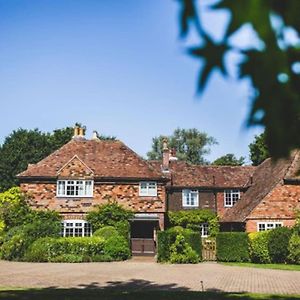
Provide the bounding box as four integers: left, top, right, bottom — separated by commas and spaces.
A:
288, 234, 300, 264
157, 227, 202, 263
268, 227, 292, 263
248, 231, 271, 264
216, 232, 250, 262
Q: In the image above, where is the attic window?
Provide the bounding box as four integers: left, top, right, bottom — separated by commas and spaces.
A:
224, 189, 240, 207
57, 180, 93, 197
139, 182, 157, 197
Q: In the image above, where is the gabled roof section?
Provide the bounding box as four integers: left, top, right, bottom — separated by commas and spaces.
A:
222, 151, 300, 223
57, 155, 94, 178
17, 139, 165, 180
149, 160, 255, 188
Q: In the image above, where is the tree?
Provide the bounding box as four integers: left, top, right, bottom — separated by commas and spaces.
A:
176, 0, 300, 158
249, 132, 270, 166
212, 154, 245, 166
0, 127, 73, 192
147, 128, 217, 164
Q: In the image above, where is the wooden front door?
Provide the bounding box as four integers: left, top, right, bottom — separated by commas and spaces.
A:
130, 221, 157, 256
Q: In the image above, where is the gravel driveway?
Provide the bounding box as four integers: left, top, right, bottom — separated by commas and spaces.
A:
0, 259, 299, 294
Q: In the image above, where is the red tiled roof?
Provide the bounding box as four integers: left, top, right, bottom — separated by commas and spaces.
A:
17, 138, 165, 180
221, 151, 300, 222
149, 160, 255, 188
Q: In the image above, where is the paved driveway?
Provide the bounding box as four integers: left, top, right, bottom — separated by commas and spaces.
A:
0, 260, 299, 294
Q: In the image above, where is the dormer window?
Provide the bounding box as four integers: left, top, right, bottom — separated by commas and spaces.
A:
139, 182, 157, 197
57, 180, 93, 197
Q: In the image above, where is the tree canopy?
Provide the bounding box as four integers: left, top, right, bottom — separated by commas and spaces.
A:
147, 128, 217, 164
0, 127, 74, 192
212, 153, 245, 166
249, 132, 270, 166
176, 0, 300, 159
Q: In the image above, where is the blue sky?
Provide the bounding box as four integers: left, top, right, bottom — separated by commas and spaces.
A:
0, 0, 262, 163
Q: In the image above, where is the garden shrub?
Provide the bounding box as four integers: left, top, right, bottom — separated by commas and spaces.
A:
93, 226, 118, 240
287, 234, 300, 264
49, 254, 89, 263
86, 201, 133, 232
216, 232, 250, 262
104, 235, 130, 260
169, 234, 198, 264
248, 231, 271, 264
157, 227, 201, 263
168, 210, 219, 237
114, 221, 130, 240
268, 227, 292, 263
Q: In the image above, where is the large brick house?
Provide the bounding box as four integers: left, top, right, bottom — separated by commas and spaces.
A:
17, 126, 300, 254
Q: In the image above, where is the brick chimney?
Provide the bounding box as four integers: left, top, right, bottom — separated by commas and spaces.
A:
73, 125, 85, 140
162, 138, 170, 172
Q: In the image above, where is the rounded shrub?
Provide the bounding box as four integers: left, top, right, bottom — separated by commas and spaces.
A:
287, 234, 300, 264
169, 234, 198, 264
268, 227, 292, 263
248, 231, 271, 263
104, 235, 130, 260
93, 226, 118, 240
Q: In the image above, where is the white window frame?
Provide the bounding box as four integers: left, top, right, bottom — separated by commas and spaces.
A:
257, 222, 283, 232
61, 220, 92, 237
224, 189, 240, 207
182, 189, 199, 207
139, 182, 157, 197
200, 222, 209, 237
56, 180, 94, 197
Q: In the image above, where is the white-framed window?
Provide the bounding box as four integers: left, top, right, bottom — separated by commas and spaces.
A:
200, 223, 209, 237
257, 222, 282, 232
139, 182, 157, 197
56, 180, 93, 197
182, 189, 199, 207
61, 220, 92, 237
224, 189, 240, 207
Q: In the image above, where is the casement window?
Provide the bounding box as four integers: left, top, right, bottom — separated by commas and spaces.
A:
139, 182, 157, 197
224, 189, 240, 207
182, 189, 199, 207
56, 180, 93, 197
200, 223, 209, 237
257, 222, 282, 232
61, 220, 92, 237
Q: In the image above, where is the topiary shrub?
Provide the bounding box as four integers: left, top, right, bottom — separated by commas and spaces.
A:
248, 231, 271, 264
93, 226, 118, 240
216, 232, 250, 262
287, 234, 300, 264
169, 234, 198, 264
268, 227, 292, 263
104, 235, 130, 260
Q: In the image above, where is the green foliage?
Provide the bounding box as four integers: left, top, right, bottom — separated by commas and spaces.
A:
25, 237, 106, 262
103, 235, 131, 261
176, 1, 300, 158
268, 227, 292, 263
93, 226, 118, 240
0, 127, 74, 192
213, 154, 245, 166
114, 220, 130, 240
249, 133, 269, 166
216, 232, 250, 262
287, 234, 300, 264
248, 232, 271, 264
0, 187, 30, 230
50, 254, 89, 263
86, 202, 133, 232
157, 227, 201, 263
169, 234, 199, 264
168, 209, 218, 237
147, 128, 217, 164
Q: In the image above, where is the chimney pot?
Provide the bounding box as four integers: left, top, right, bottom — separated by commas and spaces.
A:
92, 131, 99, 140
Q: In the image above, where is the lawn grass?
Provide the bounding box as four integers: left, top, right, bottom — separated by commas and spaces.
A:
0, 288, 299, 300
221, 262, 300, 271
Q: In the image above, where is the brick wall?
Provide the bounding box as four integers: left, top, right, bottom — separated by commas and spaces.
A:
21, 181, 166, 215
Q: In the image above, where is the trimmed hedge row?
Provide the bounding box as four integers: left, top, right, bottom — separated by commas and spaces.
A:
216, 232, 250, 262
24, 235, 130, 262
157, 227, 202, 263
